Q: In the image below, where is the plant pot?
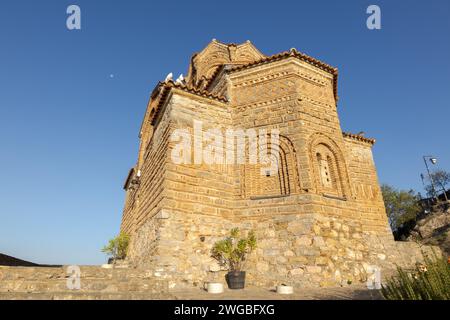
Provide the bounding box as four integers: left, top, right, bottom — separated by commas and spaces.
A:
204, 282, 224, 294
226, 271, 246, 289
276, 285, 294, 294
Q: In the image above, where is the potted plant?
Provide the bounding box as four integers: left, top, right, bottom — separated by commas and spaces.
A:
212, 228, 257, 289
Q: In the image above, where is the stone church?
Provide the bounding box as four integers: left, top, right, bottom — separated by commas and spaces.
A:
120, 40, 431, 288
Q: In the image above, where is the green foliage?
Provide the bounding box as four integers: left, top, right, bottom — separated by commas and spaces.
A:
101, 233, 130, 262
381, 184, 421, 230
212, 228, 257, 272
425, 169, 450, 197
381, 255, 450, 300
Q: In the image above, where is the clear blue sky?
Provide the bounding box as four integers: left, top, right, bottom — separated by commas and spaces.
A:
0, 0, 449, 265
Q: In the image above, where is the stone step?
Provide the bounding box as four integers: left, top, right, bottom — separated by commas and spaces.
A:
0, 266, 169, 296
0, 266, 154, 281
0, 278, 168, 293
0, 291, 174, 300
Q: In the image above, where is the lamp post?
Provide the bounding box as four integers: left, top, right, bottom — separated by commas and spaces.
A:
423, 156, 438, 201
438, 181, 449, 202
420, 173, 427, 199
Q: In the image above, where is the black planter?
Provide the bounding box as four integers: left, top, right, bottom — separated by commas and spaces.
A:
226, 271, 246, 289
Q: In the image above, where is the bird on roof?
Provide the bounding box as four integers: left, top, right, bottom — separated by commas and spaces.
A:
357, 131, 366, 136
164, 72, 173, 82
175, 74, 184, 84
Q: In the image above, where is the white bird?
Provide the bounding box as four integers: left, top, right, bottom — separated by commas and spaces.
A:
175, 74, 184, 84
164, 72, 173, 82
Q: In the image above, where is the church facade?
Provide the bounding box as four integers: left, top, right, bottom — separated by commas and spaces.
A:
120, 40, 428, 288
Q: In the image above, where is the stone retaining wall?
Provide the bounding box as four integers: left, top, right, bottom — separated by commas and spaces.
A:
0, 266, 171, 300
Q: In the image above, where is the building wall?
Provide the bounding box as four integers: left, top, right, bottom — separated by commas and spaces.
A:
120, 51, 433, 289
122, 96, 173, 265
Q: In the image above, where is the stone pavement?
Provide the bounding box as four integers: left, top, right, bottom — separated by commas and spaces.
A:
0, 285, 383, 300
169, 285, 383, 300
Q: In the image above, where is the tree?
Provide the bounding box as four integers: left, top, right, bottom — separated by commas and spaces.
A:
381, 184, 421, 231
424, 170, 450, 198
101, 233, 130, 263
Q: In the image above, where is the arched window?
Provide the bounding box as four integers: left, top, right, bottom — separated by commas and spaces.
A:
243, 135, 299, 199
316, 153, 333, 188
314, 143, 344, 197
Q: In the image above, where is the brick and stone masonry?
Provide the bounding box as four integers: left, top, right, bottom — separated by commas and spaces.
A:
120, 40, 438, 289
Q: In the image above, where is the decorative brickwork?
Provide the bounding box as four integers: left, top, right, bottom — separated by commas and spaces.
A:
120, 40, 438, 288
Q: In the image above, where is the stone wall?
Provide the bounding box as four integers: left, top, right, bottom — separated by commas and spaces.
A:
122, 96, 173, 262
0, 266, 171, 299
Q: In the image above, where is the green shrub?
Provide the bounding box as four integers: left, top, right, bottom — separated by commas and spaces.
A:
381, 255, 450, 300
101, 233, 130, 263
212, 228, 257, 272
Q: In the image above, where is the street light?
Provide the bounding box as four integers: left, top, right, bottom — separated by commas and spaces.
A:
423, 156, 438, 201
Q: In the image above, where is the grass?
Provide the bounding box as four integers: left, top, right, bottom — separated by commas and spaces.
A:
381, 255, 450, 300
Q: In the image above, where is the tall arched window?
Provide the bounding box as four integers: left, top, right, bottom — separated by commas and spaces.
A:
314, 143, 344, 197
316, 153, 332, 188
242, 135, 299, 199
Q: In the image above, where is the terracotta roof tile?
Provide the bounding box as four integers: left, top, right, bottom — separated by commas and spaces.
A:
343, 132, 376, 145
150, 80, 227, 126
205, 48, 339, 99
166, 80, 228, 102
